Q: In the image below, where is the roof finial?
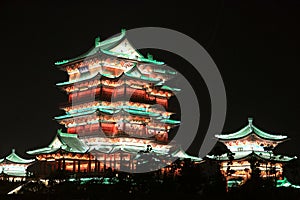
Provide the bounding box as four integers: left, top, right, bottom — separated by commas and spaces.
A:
248, 117, 253, 125
121, 28, 126, 34
95, 36, 100, 47
12, 148, 15, 153
147, 53, 153, 60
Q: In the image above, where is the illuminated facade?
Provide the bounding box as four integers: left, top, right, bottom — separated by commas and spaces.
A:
27, 29, 201, 175
27, 130, 97, 178
207, 118, 296, 188
0, 149, 35, 181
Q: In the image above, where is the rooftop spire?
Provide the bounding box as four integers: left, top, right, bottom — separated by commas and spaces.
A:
248, 117, 253, 125
147, 53, 153, 60
95, 36, 100, 47
248, 117, 253, 132
12, 148, 15, 153
121, 28, 126, 34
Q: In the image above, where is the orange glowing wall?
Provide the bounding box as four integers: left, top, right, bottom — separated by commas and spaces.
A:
156, 97, 168, 108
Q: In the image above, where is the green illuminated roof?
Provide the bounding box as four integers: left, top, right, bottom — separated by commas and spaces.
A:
55, 29, 164, 67
277, 177, 300, 188
124, 66, 161, 82
96, 29, 127, 49
0, 149, 35, 164
160, 119, 180, 125
54, 60, 69, 65
1, 171, 28, 177
26, 130, 89, 155
26, 147, 59, 155
55, 110, 96, 120
215, 118, 288, 141
89, 145, 200, 162
160, 85, 181, 92
138, 56, 164, 65
206, 151, 296, 162
90, 145, 164, 155
171, 147, 203, 162
100, 49, 164, 65
55, 108, 164, 120
124, 108, 160, 117
56, 66, 160, 87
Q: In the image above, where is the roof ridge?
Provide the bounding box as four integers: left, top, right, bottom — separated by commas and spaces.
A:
3, 149, 35, 163
216, 117, 288, 141
96, 29, 126, 48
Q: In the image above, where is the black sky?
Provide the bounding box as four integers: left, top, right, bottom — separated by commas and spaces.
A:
0, 0, 299, 158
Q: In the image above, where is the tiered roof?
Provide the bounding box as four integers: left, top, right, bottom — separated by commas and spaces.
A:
207, 118, 296, 163
89, 143, 202, 162
55, 108, 180, 125
26, 129, 202, 162
54, 29, 165, 67
215, 118, 288, 141
56, 67, 165, 87
26, 130, 89, 155
0, 149, 35, 177
0, 149, 35, 164
25, 29, 204, 168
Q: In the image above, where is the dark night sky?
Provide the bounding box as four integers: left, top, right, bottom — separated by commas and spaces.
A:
0, 0, 299, 159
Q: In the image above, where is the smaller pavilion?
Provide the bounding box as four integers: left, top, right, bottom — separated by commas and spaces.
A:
0, 149, 35, 182
206, 118, 297, 188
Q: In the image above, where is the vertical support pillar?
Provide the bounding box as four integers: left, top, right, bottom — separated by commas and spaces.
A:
57, 160, 61, 171
88, 159, 91, 173
73, 160, 76, 172
95, 158, 98, 172
113, 154, 116, 170
62, 158, 66, 171
45, 161, 48, 175
78, 160, 81, 172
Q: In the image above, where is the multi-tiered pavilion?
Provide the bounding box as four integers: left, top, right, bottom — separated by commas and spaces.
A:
27, 29, 201, 176
207, 118, 296, 188
0, 149, 35, 181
